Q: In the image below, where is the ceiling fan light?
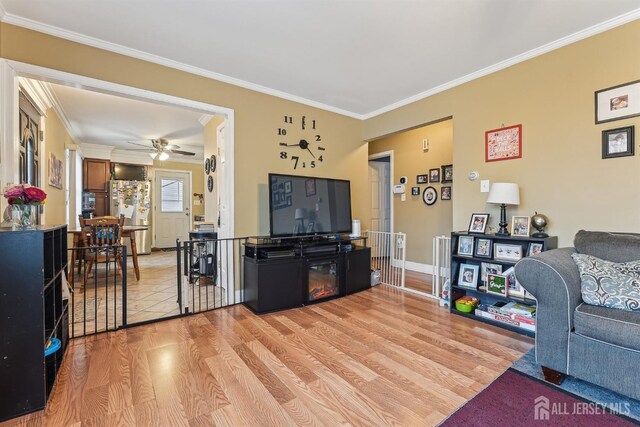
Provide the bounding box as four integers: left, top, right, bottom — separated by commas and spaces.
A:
158, 152, 170, 161
149, 152, 158, 159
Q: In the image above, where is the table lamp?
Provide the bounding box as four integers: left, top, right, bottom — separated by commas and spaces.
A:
487, 183, 520, 236
294, 208, 307, 232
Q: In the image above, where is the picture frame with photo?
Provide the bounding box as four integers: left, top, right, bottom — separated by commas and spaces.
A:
411, 186, 420, 196
441, 164, 453, 183
305, 179, 316, 196
458, 263, 479, 290
595, 80, 640, 124
494, 243, 523, 262
474, 237, 493, 258
441, 186, 451, 200
468, 213, 489, 234
457, 235, 474, 256
503, 267, 525, 298
527, 242, 543, 256
602, 126, 634, 159
485, 124, 522, 162
487, 273, 507, 296
511, 216, 530, 237
480, 262, 502, 286
417, 174, 429, 184
429, 168, 440, 183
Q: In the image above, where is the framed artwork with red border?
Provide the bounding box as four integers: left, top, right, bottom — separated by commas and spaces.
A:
485, 124, 522, 162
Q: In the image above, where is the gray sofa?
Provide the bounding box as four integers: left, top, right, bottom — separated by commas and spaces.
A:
515, 230, 640, 400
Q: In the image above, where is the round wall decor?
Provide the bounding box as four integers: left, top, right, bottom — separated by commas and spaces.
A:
205, 158, 211, 174
210, 155, 217, 173
207, 175, 214, 192
423, 186, 437, 205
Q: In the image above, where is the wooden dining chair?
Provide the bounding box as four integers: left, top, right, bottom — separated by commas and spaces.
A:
82, 215, 125, 284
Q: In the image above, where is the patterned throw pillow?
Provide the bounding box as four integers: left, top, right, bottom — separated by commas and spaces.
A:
572, 253, 640, 312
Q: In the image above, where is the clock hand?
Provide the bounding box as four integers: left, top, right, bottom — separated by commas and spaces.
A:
306, 147, 316, 159
279, 143, 299, 147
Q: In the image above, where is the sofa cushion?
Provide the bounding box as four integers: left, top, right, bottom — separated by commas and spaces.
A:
574, 303, 640, 351
574, 230, 640, 263
572, 253, 640, 312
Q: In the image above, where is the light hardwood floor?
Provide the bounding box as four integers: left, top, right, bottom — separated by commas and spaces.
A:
3, 285, 533, 427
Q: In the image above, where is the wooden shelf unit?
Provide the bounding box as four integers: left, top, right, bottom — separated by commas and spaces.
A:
450, 231, 557, 336
0, 225, 69, 422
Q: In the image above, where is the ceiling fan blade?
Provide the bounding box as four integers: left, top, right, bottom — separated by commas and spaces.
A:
124, 148, 155, 152
164, 144, 180, 150
170, 149, 196, 156
128, 141, 153, 148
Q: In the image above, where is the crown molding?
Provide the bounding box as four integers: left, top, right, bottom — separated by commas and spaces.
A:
362, 9, 640, 119
0, 12, 364, 120
43, 81, 83, 143
80, 142, 114, 160
18, 77, 53, 114
0, 2, 6, 21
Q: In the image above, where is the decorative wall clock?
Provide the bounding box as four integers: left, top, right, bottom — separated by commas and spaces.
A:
277, 115, 325, 169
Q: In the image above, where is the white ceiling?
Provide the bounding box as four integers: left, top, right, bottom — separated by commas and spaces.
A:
4, 1, 640, 118
47, 82, 207, 160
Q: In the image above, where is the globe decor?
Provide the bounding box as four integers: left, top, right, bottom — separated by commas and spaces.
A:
3, 184, 47, 230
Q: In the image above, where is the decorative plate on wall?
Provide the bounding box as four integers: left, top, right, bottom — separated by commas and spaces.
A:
423, 186, 437, 205
205, 158, 211, 174
207, 175, 214, 192
210, 155, 217, 173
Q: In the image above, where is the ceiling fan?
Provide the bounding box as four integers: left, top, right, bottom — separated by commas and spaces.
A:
126, 138, 196, 160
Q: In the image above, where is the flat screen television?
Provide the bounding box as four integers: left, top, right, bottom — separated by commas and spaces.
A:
269, 173, 352, 238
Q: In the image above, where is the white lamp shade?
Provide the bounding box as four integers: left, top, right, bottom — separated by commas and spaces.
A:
487, 182, 520, 205
294, 208, 307, 220
149, 152, 158, 159
158, 152, 169, 161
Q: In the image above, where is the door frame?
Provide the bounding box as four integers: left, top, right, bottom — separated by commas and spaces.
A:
0, 59, 235, 239
368, 150, 394, 236
152, 168, 193, 248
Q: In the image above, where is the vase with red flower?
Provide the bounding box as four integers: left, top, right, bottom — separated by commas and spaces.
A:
3, 184, 47, 230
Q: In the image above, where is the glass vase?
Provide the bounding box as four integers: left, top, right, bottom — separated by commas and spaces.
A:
12, 204, 34, 230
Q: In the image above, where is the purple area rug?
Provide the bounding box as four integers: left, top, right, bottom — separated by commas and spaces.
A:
440, 369, 637, 426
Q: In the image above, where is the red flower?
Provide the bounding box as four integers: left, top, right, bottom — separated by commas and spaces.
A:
24, 186, 46, 203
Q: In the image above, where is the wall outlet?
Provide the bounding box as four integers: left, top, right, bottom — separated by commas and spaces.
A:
480, 180, 490, 192
401, 193, 406, 202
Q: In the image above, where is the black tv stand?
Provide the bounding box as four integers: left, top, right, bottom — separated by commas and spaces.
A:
243, 235, 371, 313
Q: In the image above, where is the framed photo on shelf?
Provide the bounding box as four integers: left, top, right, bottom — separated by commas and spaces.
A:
487, 273, 507, 296
511, 216, 530, 237
480, 262, 502, 286
503, 267, 525, 298
417, 174, 429, 184
468, 213, 489, 234
411, 186, 420, 196
458, 263, 479, 289
429, 168, 440, 183
494, 243, 523, 262
485, 124, 522, 162
457, 235, 474, 256
595, 80, 640, 124
441, 164, 453, 183
602, 126, 634, 159
527, 242, 543, 256
441, 186, 451, 200
474, 238, 493, 258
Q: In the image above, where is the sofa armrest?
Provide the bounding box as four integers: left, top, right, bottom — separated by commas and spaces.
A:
514, 247, 583, 373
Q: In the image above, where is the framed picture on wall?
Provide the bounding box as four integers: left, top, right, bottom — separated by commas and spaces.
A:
48, 152, 63, 189
429, 168, 440, 183
417, 174, 428, 184
595, 80, 640, 124
602, 126, 634, 159
441, 186, 451, 200
441, 164, 453, 183
485, 124, 522, 162
411, 187, 420, 196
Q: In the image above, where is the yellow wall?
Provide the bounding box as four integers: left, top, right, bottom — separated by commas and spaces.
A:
43, 107, 72, 225
152, 159, 204, 226
369, 120, 453, 264
364, 21, 640, 247
0, 23, 365, 237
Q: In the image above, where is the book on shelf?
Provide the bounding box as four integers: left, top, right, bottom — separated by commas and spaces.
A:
502, 301, 536, 317
475, 308, 536, 332
478, 302, 537, 323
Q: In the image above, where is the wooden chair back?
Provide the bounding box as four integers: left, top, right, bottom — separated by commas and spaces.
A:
80, 215, 125, 247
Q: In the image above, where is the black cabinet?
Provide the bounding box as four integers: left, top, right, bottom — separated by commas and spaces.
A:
243, 237, 370, 313
244, 257, 302, 313
0, 225, 69, 422
449, 231, 557, 336
344, 248, 372, 294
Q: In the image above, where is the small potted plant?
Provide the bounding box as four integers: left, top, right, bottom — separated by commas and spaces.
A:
3, 184, 47, 229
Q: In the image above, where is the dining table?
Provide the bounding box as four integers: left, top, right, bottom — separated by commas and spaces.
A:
68, 225, 148, 283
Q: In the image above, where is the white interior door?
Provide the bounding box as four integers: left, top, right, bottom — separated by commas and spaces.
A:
369, 159, 391, 257
154, 170, 191, 248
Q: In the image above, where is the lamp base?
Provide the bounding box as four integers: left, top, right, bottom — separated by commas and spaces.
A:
495, 231, 510, 237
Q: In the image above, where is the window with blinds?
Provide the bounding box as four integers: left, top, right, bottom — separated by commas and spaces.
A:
161, 178, 184, 212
